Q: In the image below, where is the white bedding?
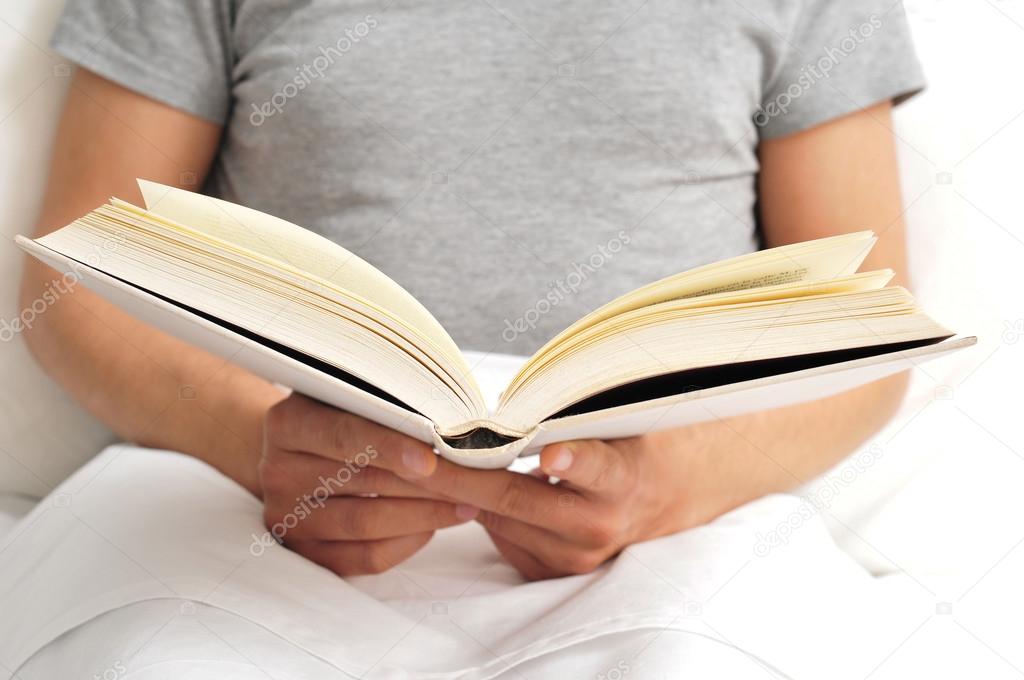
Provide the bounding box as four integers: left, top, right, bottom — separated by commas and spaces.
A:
0, 495, 34, 542
0, 442, 989, 680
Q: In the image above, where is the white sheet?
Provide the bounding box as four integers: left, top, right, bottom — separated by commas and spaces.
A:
11, 599, 821, 680
0, 495, 34, 542
1, 442, 962, 680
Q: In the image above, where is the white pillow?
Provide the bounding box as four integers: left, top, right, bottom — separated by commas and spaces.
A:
0, 0, 114, 497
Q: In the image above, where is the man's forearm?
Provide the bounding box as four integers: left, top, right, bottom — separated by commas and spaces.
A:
662, 371, 910, 527
20, 259, 282, 494
18, 70, 284, 495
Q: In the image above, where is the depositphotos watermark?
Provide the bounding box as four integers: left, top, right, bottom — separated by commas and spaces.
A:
249, 445, 379, 556
754, 15, 882, 127
1003, 318, 1024, 344
1, 236, 123, 343
752, 443, 883, 557
596, 660, 631, 680
249, 15, 379, 126
91, 660, 126, 680
501, 230, 632, 342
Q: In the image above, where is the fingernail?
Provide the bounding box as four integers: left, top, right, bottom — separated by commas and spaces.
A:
455, 504, 479, 521
547, 445, 574, 473
402, 448, 432, 477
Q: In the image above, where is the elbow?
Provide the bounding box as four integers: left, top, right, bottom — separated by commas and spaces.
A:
16, 261, 39, 349
16, 258, 57, 367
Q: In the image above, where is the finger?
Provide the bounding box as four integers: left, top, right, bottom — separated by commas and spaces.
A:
267, 497, 479, 542
414, 460, 584, 532
538, 440, 633, 498
260, 449, 448, 501
477, 510, 609, 575
264, 394, 438, 478
291, 532, 435, 576
487, 533, 559, 581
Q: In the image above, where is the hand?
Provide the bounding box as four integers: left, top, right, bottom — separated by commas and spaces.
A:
407, 431, 708, 580
258, 393, 479, 576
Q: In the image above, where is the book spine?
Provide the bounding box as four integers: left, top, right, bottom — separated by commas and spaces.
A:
431, 425, 537, 469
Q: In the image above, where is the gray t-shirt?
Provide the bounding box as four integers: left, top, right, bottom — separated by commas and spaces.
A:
51, 0, 924, 354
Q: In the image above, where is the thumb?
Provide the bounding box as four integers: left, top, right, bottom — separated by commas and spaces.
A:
538, 440, 628, 497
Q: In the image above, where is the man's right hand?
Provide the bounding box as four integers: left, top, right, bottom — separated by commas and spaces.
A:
258, 393, 479, 576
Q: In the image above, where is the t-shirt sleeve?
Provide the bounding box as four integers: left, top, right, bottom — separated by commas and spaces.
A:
756, 0, 925, 139
49, 0, 234, 124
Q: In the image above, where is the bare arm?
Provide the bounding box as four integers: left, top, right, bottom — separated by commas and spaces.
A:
19, 69, 283, 494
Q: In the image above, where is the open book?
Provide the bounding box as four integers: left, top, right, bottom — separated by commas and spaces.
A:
17, 180, 973, 467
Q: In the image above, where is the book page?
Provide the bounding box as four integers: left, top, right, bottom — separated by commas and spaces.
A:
135, 180, 471, 379
514, 231, 878, 388
504, 269, 895, 398
496, 286, 952, 433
